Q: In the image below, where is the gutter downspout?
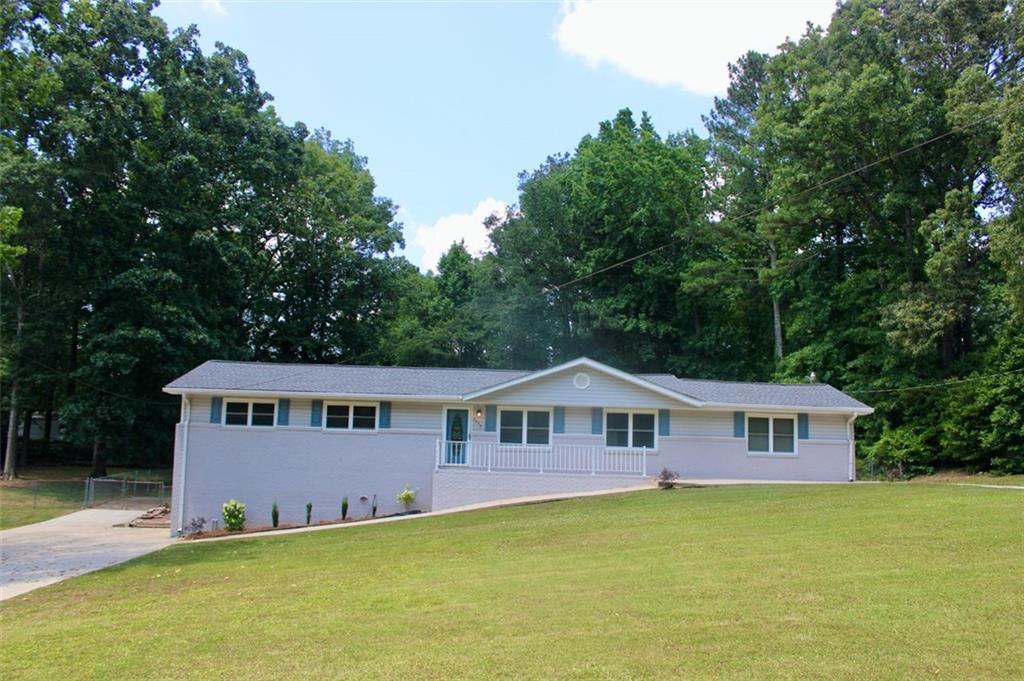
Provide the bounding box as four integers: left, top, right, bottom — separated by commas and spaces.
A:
847, 414, 858, 482
174, 395, 192, 537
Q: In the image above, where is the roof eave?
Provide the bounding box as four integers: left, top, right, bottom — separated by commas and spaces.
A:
162, 387, 461, 402
700, 401, 874, 415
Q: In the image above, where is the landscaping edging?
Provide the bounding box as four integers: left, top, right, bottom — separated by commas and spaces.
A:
185, 510, 422, 540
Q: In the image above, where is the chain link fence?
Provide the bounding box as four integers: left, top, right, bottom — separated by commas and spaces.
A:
84, 476, 171, 509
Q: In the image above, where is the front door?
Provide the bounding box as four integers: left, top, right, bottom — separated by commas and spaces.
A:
445, 408, 469, 464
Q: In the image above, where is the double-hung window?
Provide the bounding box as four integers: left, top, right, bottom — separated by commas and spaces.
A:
325, 403, 378, 431
605, 411, 656, 449
223, 400, 276, 427
747, 416, 796, 454
499, 409, 551, 445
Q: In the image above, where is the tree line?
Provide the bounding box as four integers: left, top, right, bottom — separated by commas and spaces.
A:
1, 0, 1021, 477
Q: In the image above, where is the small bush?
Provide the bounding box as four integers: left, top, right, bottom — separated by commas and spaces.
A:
184, 517, 206, 535
341, 496, 349, 520
397, 485, 417, 508
222, 499, 246, 532
658, 467, 679, 482
271, 500, 279, 528
305, 501, 313, 525
865, 427, 932, 480
371, 494, 378, 518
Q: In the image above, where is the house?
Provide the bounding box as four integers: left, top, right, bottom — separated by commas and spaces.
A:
164, 357, 872, 535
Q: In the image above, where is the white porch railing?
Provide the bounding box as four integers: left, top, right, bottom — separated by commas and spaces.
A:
435, 440, 648, 476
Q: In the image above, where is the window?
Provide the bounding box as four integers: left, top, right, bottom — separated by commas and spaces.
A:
526, 411, 550, 445
224, 401, 249, 426
748, 417, 770, 452
251, 403, 275, 427
325, 403, 377, 431
325, 405, 350, 430
352, 405, 377, 430
606, 412, 629, 447
499, 409, 551, 445
223, 401, 276, 427
605, 411, 657, 449
747, 415, 796, 454
499, 410, 523, 443
632, 413, 656, 448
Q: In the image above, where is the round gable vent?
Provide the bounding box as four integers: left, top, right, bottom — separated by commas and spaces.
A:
573, 372, 591, 390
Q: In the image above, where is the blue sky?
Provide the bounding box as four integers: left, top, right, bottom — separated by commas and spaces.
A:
155, 1, 834, 270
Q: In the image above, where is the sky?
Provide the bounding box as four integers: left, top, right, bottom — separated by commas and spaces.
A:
155, 0, 836, 271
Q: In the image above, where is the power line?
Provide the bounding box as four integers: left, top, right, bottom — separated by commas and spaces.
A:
847, 367, 1024, 395
550, 104, 1010, 291
13, 354, 176, 407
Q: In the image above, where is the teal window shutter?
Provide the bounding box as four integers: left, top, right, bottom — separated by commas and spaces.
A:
277, 399, 290, 426
798, 413, 809, 440
658, 409, 670, 436
591, 408, 603, 435
311, 400, 323, 427
553, 407, 565, 434
210, 397, 222, 424
379, 401, 392, 428
733, 411, 745, 438
485, 405, 496, 432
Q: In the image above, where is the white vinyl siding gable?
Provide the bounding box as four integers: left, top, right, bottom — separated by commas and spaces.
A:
477, 367, 685, 409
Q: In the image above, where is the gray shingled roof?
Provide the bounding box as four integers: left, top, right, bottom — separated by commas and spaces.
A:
165, 360, 870, 411
640, 375, 870, 411
165, 360, 530, 397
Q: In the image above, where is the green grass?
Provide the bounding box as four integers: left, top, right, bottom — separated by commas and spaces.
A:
1, 485, 1022, 680
0, 466, 171, 530
912, 470, 1024, 486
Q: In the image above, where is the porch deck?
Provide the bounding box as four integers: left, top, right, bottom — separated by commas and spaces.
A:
435, 440, 648, 476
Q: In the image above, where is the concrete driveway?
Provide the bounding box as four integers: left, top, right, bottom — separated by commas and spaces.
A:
0, 510, 174, 601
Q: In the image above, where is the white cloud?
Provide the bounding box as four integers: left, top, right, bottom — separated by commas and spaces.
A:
200, 0, 228, 16
554, 0, 836, 96
411, 198, 507, 273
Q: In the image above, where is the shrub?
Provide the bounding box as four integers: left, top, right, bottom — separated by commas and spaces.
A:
397, 485, 417, 508
371, 494, 378, 518
341, 496, 349, 520
658, 467, 679, 482
865, 426, 932, 480
271, 500, 279, 528
222, 499, 246, 532
305, 501, 313, 525
184, 517, 206, 536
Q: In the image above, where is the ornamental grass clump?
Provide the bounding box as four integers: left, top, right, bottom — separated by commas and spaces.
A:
341, 496, 349, 520
305, 502, 313, 525
271, 500, 279, 528
222, 499, 246, 532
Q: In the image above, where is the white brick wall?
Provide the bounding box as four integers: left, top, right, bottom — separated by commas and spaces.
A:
432, 469, 648, 510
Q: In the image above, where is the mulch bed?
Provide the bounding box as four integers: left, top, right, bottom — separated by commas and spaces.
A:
184, 510, 422, 540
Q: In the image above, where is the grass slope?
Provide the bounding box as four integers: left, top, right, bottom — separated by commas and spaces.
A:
1, 485, 1022, 680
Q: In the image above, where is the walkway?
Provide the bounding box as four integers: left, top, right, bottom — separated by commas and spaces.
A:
0, 510, 174, 601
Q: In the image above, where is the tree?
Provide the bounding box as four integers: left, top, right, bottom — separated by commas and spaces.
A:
0, 206, 26, 478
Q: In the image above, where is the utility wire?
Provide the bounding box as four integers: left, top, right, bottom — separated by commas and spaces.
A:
12, 353, 176, 406
847, 367, 1024, 394
550, 104, 1010, 291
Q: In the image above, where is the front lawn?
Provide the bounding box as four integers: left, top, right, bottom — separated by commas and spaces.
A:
1, 484, 1021, 679
912, 470, 1024, 487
